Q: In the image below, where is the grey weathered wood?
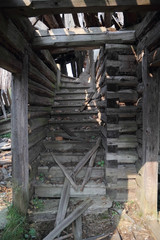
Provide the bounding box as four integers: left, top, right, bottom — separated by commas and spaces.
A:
60, 124, 77, 137
12, 52, 29, 213
83, 233, 110, 240
73, 138, 101, 176
0, 93, 7, 119
105, 76, 138, 87
33, 29, 135, 49
29, 128, 46, 148
29, 79, 54, 98
43, 14, 59, 29
135, 11, 159, 40
56, 67, 61, 90
141, 49, 159, 217
49, 152, 78, 191
55, 178, 70, 227
43, 199, 92, 240
2, 1, 160, 16
54, 234, 73, 240
137, 20, 160, 52
0, 45, 22, 73
80, 92, 95, 112
81, 151, 97, 191
73, 216, 82, 240
28, 93, 53, 106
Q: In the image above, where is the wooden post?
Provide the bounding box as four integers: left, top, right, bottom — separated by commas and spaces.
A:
12, 51, 29, 213
141, 49, 159, 218
56, 64, 61, 90
89, 50, 96, 91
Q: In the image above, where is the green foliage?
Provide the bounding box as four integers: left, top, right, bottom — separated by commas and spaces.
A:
113, 201, 123, 209
39, 173, 45, 182
97, 160, 105, 167
1, 205, 26, 240
31, 197, 44, 210
1, 205, 37, 240
0, 132, 11, 139
24, 228, 36, 239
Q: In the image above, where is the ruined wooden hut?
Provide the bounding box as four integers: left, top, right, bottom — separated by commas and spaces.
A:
0, 1, 160, 239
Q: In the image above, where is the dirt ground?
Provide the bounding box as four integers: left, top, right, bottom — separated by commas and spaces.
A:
28, 199, 155, 240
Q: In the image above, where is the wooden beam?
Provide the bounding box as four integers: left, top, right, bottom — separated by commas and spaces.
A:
33, 28, 135, 49
12, 51, 29, 214
141, 49, 159, 218
1, 1, 160, 17
43, 14, 59, 29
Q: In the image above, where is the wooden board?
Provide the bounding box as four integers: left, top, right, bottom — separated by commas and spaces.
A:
33, 30, 135, 49
12, 52, 29, 213
2, 0, 160, 16
141, 49, 159, 217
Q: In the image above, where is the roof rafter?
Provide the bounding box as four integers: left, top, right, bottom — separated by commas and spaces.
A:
1, 0, 160, 16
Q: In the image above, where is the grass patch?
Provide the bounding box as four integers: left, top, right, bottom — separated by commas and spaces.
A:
1, 205, 37, 240
1, 205, 26, 240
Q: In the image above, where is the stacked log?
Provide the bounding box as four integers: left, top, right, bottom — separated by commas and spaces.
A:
0, 15, 58, 163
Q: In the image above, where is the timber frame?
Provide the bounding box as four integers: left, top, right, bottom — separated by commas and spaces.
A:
0, 1, 160, 224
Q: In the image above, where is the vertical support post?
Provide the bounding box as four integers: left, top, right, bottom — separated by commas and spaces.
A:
56, 64, 61, 90
12, 51, 29, 213
142, 49, 159, 218
89, 50, 96, 91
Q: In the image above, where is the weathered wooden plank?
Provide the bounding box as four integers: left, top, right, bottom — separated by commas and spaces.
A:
0, 118, 11, 135
29, 141, 44, 163
28, 93, 53, 106
29, 79, 54, 98
72, 216, 82, 240
28, 111, 50, 119
72, 138, 101, 176
29, 128, 46, 148
29, 117, 49, 132
12, 52, 29, 213
81, 151, 97, 191
55, 178, 70, 227
29, 105, 51, 113
11, 16, 35, 42
33, 30, 135, 49
49, 152, 78, 191
137, 20, 160, 52
2, 1, 160, 16
149, 46, 160, 68
43, 199, 92, 240
35, 27, 109, 37
29, 64, 55, 90
107, 151, 138, 164
0, 45, 22, 73
106, 165, 137, 179
105, 76, 138, 87
106, 60, 136, 73
107, 90, 138, 103
43, 14, 59, 29
135, 11, 160, 40
108, 121, 137, 133
39, 49, 58, 73
38, 166, 104, 180
141, 49, 159, 217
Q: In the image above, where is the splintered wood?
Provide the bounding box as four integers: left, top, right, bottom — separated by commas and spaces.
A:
43, 199, 93, 240
43, 137, 101, 239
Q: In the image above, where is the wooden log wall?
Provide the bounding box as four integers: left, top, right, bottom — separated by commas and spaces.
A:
135, 11, 160, 217
95, 42, 138, 202
0, 13, 58, 164
0, 12, 58, 212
